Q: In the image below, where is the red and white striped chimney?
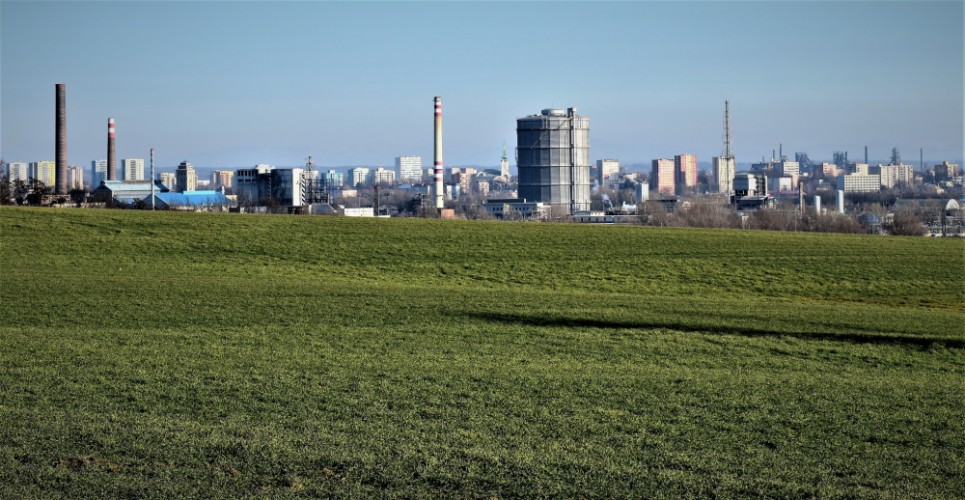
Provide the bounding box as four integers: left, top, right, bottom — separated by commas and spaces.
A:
433, 96, 444, 210
107, 118, 117, 180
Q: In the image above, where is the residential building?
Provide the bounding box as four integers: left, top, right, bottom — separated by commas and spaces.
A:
848, 162, 870, 175
395, 156, 423, 183
934, 161, 960, 182
373, 166, 396, 185
348, 167, 370, 187
8, 162, 29, 182
837, 174, 881, 193
712, 156, 735, 194
159, 172, 177, 191
872, 163, 914, 189
68, 166, 84, 190
674, 154, 697, 192
175, 161, 197, 193
211, 170, 234, 191
651, 159, 676, 196
820, 162, 841, 178
91, 160, 108, 188
775, 160, 799, 178
597, 159, 620, 185
30, 161, 56, 187
122, 158, 145, 181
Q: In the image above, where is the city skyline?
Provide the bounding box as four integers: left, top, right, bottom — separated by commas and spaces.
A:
1, 1, 962, 169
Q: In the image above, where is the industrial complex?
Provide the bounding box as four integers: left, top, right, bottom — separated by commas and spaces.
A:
1, 83, 962, 235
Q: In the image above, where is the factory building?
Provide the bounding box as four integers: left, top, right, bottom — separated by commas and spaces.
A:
91, 180, 169, 205
234, 165, 318, 209
516, 108, 591, 215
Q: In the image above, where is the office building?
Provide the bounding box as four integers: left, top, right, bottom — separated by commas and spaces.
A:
651, 159, 676, 196
395, 156, 423, 183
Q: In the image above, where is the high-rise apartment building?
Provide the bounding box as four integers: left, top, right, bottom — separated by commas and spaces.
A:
837, 174, 881, 193
373, 167, 396, 185
68, 166, 84, 190
597, 159, 620, 185
395, 156, 423, 183
348, 167, 370, 187
175, 161, 197, 193
7, 162, 29, 182
674, 154, 697, 193
651, 159, 676, 196
872, 163, 914, 189
211, 170, 234, 191
159, 172, 177, 191
122, 158, 145, 181
713, 157, 735, 194
91, 160, 108, 188
934, 161, 960, 182
30, 161, 57, 187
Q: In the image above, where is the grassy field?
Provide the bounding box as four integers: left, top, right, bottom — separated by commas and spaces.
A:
1, 207, 962, 498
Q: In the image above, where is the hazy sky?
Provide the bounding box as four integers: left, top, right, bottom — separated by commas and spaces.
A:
2, 1, 962, 170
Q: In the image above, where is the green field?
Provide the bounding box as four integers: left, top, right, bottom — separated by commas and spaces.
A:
1, 207, 963, 498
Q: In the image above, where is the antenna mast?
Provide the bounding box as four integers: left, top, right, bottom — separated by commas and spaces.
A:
724, 100, 733, 159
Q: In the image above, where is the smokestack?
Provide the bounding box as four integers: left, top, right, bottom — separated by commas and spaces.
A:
150, 148, 155, 210
55, 84, 67, 194
433, 96, 444, 210
864, 146, 868, 164
107, 118, 116, 180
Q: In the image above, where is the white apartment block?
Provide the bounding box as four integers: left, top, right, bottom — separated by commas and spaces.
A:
7, 162, 29, 182
122, 158, 145, 181
395, 156, 423, 183
837, 174, 881, 193
712, 156, 735, 194
373, 167, 396, 185
348, 167, 370, 187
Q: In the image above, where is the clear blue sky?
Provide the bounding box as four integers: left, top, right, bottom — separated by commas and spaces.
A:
2, 1, 962, 170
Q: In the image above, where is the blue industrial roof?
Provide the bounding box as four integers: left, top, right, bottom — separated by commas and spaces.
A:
145, 191, 233, 208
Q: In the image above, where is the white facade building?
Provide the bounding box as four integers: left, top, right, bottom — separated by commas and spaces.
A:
349, 167, 370, 187
395, 156, 423, 183
373, 167, 396, 185
122, 158, 146, 181
8, 162, 29, 182
91, 160, 108, 187
837, 174, 881, 193
712, 156, 735, 194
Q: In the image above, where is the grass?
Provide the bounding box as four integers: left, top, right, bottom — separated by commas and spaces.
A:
0, 207, 963, 497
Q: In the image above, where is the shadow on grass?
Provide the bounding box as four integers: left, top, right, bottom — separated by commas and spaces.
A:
466, 312, 964, 349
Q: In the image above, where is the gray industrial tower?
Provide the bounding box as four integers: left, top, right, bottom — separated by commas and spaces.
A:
516, 108, 591, 215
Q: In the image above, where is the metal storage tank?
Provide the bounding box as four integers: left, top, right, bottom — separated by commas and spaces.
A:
516, 107, 591, 214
